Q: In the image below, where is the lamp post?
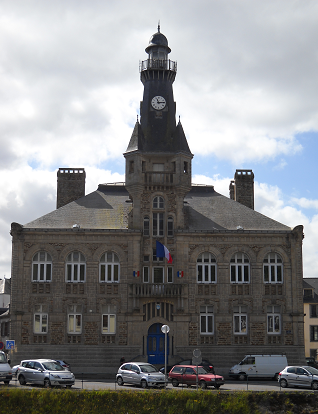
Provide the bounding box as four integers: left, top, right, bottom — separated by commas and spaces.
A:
161, 324, 170, 388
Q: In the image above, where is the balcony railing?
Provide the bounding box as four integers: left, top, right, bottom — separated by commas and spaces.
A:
140, 59, 177, 72
144, 172, 174, 186
130, 283, 182, 297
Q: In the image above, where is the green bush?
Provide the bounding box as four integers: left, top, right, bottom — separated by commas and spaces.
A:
0, 389, 318, 413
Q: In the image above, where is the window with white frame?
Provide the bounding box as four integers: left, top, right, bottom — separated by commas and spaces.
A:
263, 253, 283, 283
66, 251, 86, 282
230, 253, 250, 283
32, 252, 52, 282
200, 305, 214, 334
197, 252, 217, 283
143, 216, 150, 236
267, 305, 281, 334
34, 305, 48, 333
68, 305, 82, 334
167, 267, 173, 283
310, 326, 318, 342
100, 252, 120, 283
102, 305, 116, 334
143, 266, 149, 283
233, 305, 247, 334
153, 212, 164, 236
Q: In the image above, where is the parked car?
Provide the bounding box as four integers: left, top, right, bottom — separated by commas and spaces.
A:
159, 358, 215, 375
168, 365, 224, 389
306, 357, 318, 369
54, 360, 71, 371
278, 366, 318, 390
11, 365, 20, 377
0, 351, 12, 384
17, 359, 75, 388
116, 362, 165, 388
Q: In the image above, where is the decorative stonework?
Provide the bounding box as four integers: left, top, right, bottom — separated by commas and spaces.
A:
49, 243, 66, 251
189, 322, 198, 346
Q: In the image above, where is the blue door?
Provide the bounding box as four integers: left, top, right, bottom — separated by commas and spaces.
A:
147, 323, 169, 365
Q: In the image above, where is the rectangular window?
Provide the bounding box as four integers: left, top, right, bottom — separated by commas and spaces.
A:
102, 314, 116, 334
230, 265, 250, 283
267, 305, 281, 334
200, 306, 214, 334
143, 266, 149, 283
233, 306, 247, 334
167, 267, 173, 283
310, 326, 318, 342
68, 314, 82, 333
34, 306, 48, 334
153, 213, 164, 236
310, 305, 318, 318
153, 267, 164, 284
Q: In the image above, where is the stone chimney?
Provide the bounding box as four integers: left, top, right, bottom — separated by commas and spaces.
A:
56, 168, 86, 209
229, 169, 254, 210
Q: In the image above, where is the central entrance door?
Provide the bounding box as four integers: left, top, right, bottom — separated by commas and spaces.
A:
147, 323, 169, 365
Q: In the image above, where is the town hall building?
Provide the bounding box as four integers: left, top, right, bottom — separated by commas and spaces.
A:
10, 27, 305, 374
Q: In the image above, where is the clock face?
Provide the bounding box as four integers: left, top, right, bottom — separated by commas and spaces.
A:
151, 96, 166, 110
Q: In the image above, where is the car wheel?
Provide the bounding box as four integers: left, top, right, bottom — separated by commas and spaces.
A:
3, 380, 10, 385
273, 373, 279, 381
141, 379, 147, 389
66, 385, 72, 389
18, 375, 26, 386
238, 373, 246, 381
280, 379, 288, 388
312, 381, 318, 390
44, 379, 51, 388
117, 377, 124, 386
172, 379, 179, 387
200, 381, 207, 389
214, 385, 220, 389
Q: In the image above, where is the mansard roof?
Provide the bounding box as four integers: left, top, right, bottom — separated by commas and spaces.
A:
22, 184, 290, 232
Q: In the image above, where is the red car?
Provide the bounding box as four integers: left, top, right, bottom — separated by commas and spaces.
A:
168, 365, 224, 389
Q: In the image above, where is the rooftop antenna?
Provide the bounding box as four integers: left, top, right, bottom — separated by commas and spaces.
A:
158, 21, 160, 33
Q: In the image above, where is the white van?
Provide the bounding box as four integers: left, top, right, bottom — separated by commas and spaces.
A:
0, 351, 12, 384
229, 354, 288, 380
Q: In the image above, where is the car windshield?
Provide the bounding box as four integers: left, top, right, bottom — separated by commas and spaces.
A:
42, 362, 64, 371
140, 364, 158, 373
0, 354, 6, 364
304, 366, 318, 375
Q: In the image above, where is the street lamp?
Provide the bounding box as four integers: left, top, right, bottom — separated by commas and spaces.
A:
161, 324, 170, 387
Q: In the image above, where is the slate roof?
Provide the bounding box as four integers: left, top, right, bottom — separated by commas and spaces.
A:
303, 278, 318, 304
0, 279, 11, 295
24, 185, 132, 230
183, 186, 291, 232
23, 184, 291, 233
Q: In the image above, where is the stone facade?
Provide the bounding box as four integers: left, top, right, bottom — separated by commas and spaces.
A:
9, 28, 305, 376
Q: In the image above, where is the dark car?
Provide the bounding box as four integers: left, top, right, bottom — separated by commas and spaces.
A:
168, 365, 224, 389
306, 357, 318, 369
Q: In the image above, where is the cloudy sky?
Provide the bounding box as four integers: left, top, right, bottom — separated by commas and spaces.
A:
1, 0, 318, 278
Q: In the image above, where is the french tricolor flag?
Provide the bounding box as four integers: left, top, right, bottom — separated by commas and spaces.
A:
156, 241, 173, 263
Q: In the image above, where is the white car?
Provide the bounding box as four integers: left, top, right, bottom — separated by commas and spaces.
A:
18, 359, 75, 388
116, 362, 165, 388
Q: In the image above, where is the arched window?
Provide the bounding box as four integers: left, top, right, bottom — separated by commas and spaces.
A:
32, 252, 52, 282
153, 196, 164, 209
100, 252, 120, 283
66, 251, 86, 283
197, 253, 217, 283
230, 253, 250, 283
263, 253, 283, 283
143, 216, 150, 236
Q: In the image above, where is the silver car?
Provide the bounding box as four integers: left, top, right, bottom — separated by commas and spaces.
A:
17, 359, 75, 388
278, 366, 318, 390
116, 362, 166, 388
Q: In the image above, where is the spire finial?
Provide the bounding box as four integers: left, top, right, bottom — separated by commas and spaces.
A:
158, 21, 160, 33
137, 114, 139, 122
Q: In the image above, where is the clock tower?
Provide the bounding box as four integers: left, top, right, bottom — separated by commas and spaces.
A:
124, 26, 193, 234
